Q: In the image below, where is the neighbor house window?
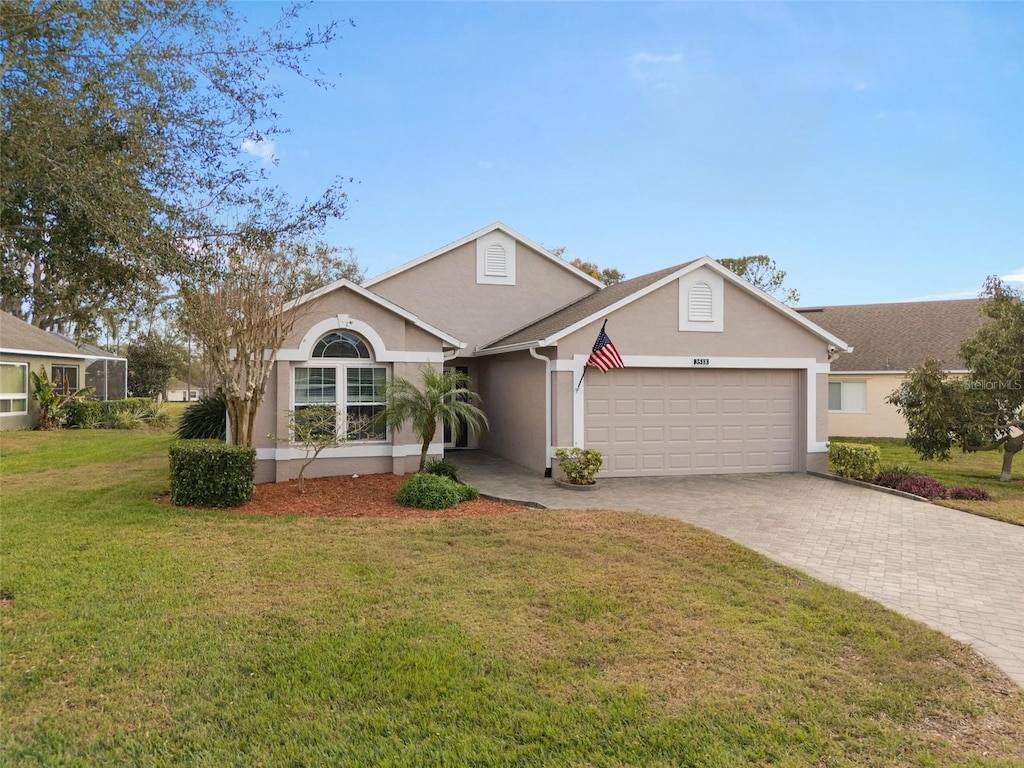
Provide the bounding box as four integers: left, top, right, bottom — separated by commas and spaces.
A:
0, 363, 28, 415
828, 381, 867, 413
51, 365, 79, 395
292, 332, 387, 441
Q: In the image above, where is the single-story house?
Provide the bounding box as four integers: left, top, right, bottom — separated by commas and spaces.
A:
797, 299, 987, 438
251, 223, 851, 483
0, 310, 127, 430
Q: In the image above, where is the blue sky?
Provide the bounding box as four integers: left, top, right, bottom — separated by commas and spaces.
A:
238, 1, 1023, 306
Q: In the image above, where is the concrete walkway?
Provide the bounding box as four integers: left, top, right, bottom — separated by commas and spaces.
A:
448, 450, 1024, 688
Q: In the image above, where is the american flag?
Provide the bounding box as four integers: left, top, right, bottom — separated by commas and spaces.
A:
586, 321, 625, 372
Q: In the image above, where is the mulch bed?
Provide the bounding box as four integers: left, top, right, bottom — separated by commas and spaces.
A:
163, 474, 531, 519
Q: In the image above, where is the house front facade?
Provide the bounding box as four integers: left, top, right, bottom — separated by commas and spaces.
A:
251, 224, 849, 483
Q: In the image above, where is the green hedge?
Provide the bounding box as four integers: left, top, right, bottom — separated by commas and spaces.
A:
169, 440, 255, 508
828, 442, 881, 481
66, 398, 165, 429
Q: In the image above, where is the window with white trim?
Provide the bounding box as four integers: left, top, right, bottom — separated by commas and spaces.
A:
828, 381, 867, 413
0, 362, 28, 415
293, 332, 387, 441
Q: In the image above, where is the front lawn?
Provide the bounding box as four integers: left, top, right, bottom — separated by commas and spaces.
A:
835, 437, 1024, 526
2, 429, 1023, 766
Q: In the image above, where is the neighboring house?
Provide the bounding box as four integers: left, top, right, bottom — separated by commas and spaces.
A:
0, 311, 127, 430
797, 299, 987, 438
165, 380, 206, 402
252, 223, 849, 483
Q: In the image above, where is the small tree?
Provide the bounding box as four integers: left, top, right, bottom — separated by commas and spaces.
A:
718, 255, 800, 305
377, 367, 489, 472
887, 277, 1024, 482
30, 367, 93, 430
271, 406, 367, 493
182, 234, 363, 447
126, 331, 185, 399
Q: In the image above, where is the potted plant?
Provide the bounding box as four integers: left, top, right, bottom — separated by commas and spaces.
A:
554, 447, 603, 489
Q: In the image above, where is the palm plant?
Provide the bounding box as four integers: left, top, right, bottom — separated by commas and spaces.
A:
30, 367, 93, 430
377, 366, 488, 472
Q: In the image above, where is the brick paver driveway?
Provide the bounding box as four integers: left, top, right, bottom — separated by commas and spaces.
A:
450, 451, 1024, 688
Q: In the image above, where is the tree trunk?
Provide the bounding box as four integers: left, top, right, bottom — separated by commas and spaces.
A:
1000, 434, 1023, 482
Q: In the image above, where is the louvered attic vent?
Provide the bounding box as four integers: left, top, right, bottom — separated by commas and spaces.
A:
688, 281, 714, 322
484, 243, 507, 277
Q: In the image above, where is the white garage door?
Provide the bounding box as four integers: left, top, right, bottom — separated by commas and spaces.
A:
585, 368, 800, 477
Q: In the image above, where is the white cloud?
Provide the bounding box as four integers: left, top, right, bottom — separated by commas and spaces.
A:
907, 268, 1024, 301
629, 51, 683, 65
241, 137, 277, 164
854, 82, 869, 91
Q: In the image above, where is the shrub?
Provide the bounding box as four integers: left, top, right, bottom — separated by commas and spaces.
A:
828, 442, 881, 481
554, 447, 603, 485
423, 457, 462, 482
66, 397, 165, 430
395, 473, 462, 510
891, 474, 947, 499
169, 440, 255, 507
177, 393, 228, 440
878, 461, 913, 477
110, 401, 150, 429
945, 486, 992, 501
459, 483, 480, 501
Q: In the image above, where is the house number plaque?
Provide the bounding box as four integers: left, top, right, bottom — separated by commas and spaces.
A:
693, 358, 710, 366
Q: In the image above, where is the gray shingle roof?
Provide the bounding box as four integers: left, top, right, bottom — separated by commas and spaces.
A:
0, 311, 120, 359
481, 263, 692, 350
797, 299, 986, 372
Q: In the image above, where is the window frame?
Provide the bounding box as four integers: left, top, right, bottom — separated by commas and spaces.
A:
51, 364, 80, 395
292, 361, 388, 443
828, 380, 867, 413
0, 362, 28, 416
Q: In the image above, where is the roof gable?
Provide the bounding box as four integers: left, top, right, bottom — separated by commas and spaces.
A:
797, 299, 986, 372
480, 258, 850, 353
282, 278, 465, 349
363, 222, 604, 289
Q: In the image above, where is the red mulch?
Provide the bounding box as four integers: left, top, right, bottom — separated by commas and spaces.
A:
162, 474, 531, 519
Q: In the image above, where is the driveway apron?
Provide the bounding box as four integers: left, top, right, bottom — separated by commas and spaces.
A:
449, 450, 1024, 689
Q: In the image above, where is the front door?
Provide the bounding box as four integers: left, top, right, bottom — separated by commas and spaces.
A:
443, 366, 469, 448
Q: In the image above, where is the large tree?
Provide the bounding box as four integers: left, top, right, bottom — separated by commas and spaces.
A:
887, 277, 1024, 482
1, 0, 352, 336
718, 255, 800, 305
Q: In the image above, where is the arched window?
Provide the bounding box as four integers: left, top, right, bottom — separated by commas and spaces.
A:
312, 331, 370, 359
294, 331, 386, 440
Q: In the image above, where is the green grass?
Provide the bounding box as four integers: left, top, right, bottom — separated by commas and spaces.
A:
835, 437, 1024, 526
3, 429, 1023, 766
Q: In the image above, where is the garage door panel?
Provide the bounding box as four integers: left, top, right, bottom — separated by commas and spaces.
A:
586, 368, 800, 477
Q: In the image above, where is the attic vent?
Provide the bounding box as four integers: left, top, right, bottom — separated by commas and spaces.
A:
484, 243, 507, 277
688, 281, 713, 322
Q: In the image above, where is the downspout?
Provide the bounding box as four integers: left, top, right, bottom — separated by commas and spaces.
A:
529, 347, 553, 477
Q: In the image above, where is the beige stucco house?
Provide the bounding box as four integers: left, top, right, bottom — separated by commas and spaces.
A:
0, 310, 127, 430
252, 223, 850, 483
797, 299, 986, 438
